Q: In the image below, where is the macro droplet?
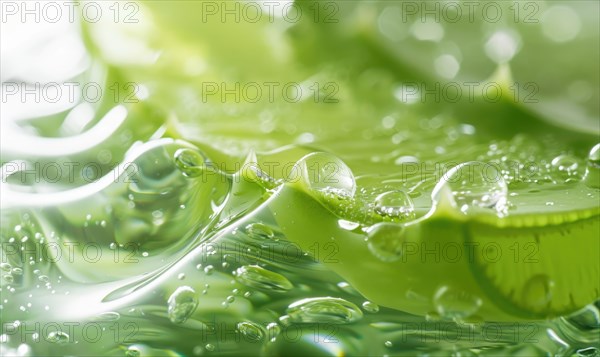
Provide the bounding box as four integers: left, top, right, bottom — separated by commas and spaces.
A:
47, 331, 69, 344
286, 297, 363, 324
366, 222, 405, 262
244, 223, 275, 240
234, 265, 293, 292
362, 301, 380, 313
584, 144, 600, 188
433, 286, 482, 319
266, 322, 281, 341
174, 148, 205, 178
167, 286, 198, 324
373, 190, 415, 220
552, 154, 581, 182
432, 161, 508, 215
521, 274, 555, 310
125, 346, 141, 357
293, 152, 356, 198
237, 321, 264, 342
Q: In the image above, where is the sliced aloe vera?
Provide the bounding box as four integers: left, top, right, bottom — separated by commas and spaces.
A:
269, 181, 600, 321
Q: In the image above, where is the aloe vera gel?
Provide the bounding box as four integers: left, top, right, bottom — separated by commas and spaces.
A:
1, 1, 599, 356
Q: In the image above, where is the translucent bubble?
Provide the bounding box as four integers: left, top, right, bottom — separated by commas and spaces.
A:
293, 153, 356, 198
205, 344, 215, 352
244, 223, 275, 240
203, 265, 214, 275
234, 265, 293, 292
266, 322, 281, 341
552, 154, 580, 177
47, 331, 69, 344
373, 190, 415, 220
588, 144, 600, 165
366, 223, 405, 262
126, 346, 141, 357
433, 286, 482, 319
242, 151, 279, 189
362, 301, 380, 313
94, 312, 120, 321
584, 144, 600, 188
167, 286, 198, 324
236, 321, 264, 342
432, 161, 508, 215
174, 148, 205, 178
286, 297, 363, 324
521, 274, 554, 310
0, 263, 11, 272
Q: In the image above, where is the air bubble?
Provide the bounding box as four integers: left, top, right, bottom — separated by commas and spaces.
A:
373, 190, 415, 220
235, 265, 293, 292
174, 148, 205, 178
433, 286, 482, 319
237, 321, 264, 342
244, 223, 275, 240
292, 152, 356, 198
362, 301, 380, 313
584, 144, 600, 188
366, 223, 405, 262
167, 286, 198, 324
286, 297, 363, 324
432, 161, 508, 215
47, 331, 69, 344
521, 274, 554, 310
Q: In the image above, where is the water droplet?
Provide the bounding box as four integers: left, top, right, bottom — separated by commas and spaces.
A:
521, 274, 554, 310
11, 268, 22, 275
366, 223, 405, 262
266, 322, 281, 341
205, 343, 215, 352
244, 223, 275, 240
47, 331, 69, 344
433, 286, 482, 319
3, 275, 14, 283
237, 321, 264, 342
242, 151, 279, 189
432, 161, 508, 215
234, 265, 293, 292
588, 144, 600, 165
126, 346, 141, 357
0, 263, 11, 272
584, 144, 600, 188
286, 297, 363, 324
203, 265, 214, 275
384, 340, 393, 348
362, 301, 379, 313
373, 190, 415, 220
167, 286, 198, 324
177, 273, 186, 280
293, 152, 356, 198
174, 148, 205, 178
94, 312, 120, 321
552, 154, 580, 179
